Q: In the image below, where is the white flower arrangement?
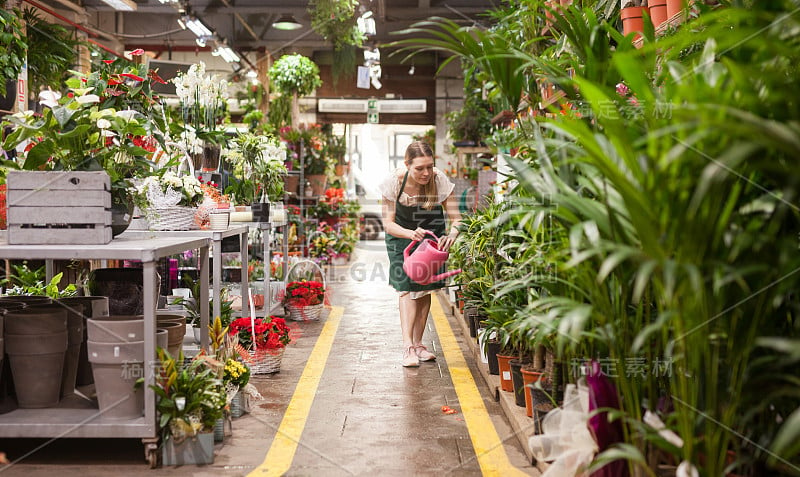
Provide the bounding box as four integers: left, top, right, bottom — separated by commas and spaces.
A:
172, 62, 229, 145
138, 171, 205, 208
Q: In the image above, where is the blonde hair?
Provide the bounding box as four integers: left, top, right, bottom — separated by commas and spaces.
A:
404, 141, 438, 209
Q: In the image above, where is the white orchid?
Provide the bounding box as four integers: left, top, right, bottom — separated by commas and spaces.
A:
38, 90, 61, 108
76, 94, 101, 104
96, 118, 112, 129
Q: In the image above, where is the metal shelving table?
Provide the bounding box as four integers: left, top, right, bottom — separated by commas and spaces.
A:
0, 234, 211, 466
119, 225, 251, 322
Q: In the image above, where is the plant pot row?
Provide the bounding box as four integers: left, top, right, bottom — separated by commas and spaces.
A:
622, 0, 694, 41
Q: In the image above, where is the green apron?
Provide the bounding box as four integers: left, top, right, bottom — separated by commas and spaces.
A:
385, 171, 448, 292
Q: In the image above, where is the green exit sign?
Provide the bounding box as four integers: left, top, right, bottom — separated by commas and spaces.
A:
367, 99, 377, 109
367, 112, 379, 124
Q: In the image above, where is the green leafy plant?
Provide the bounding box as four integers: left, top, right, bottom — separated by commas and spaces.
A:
0, 4, 27, 99
308, 0, 364, 51
149, 349, 225, 442
227, 132, 288, 202
23, 8, 82, 94
1, 262, 77, 298
268, 54, 322, 98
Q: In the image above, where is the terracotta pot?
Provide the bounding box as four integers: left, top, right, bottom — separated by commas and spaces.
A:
0, 296, 51, 306
157, 321, 184, 358
5, 330, 68, 408
649, 0, 668, 27
496, 354, 516, 392
306, 174, 328, 196
59, 304, 85, 398
521, 368, 544, 417
666, 0, 685, 19
87, 315, 145, 343
4, 305, 67, 334
621, 6, 648, 41
87, 340, 145, 419
285, 174, 300, 195
58, 296, 109, 387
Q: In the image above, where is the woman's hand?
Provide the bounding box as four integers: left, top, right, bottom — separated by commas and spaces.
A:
408, 227, 428, 241
438, 230, 458, 252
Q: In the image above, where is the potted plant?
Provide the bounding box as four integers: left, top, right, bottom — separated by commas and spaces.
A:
135, 171, 205, 231
149, 349, 225, 465
1, 50, 168, 235
228, 315, 292, 374
283, 279, 326, 321
226, 131, 288, 215
268, 54, 322, 128
223, 358, 251, 418
446, 94, 493, 147
0, 3, 27, 112
171, 62, 230, 170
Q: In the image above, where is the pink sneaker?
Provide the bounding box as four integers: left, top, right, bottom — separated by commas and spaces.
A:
414, 344, 436, 362
402, 346, 420, 367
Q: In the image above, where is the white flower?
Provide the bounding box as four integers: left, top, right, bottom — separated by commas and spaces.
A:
676, 461, 699, 477
38, 90, 61, 108
116, 109, 138, 121
76, 94, 101, 104
96, 118, 112, 129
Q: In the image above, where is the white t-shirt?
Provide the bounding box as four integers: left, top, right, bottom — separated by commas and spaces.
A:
379, 167, 455, 206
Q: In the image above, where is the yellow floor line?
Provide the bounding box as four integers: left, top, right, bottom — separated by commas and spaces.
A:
249, 306, 344, 477
430, 295, 529, 477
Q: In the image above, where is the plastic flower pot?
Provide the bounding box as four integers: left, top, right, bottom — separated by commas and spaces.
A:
496, 354, 516, 392
621, 6, 648, 41
521, 367, 545, 417
487, 340, 501, 375
162, 432, 214, 466
649, 0, 668, 27
510, 359, 531, 407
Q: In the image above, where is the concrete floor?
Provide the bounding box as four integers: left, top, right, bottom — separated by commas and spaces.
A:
0, 240, 538, 476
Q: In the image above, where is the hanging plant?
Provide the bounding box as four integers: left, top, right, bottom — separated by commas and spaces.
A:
268, 54, 322, 97
0, 4, 28, 98
307, 0, 365, 50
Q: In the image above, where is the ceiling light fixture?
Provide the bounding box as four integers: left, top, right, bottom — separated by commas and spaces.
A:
184, 16, 213, 38
272, 14, 302, 31
213, 45, 241, 63
100, 0, 137, 11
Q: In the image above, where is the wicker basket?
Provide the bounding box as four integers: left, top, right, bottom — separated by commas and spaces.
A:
286, 303, 324, 321
146, 206, 198, 231
245, 348, 285, 374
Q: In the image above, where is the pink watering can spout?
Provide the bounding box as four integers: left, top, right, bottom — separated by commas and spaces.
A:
403, 230, 462, 285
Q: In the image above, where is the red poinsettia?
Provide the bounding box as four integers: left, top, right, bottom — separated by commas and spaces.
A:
229, 316, 291, 351
284, 280, 325, 307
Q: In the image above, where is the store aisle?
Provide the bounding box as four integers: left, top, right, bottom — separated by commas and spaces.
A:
248, 240, 537, 476
0, 240, 536, 476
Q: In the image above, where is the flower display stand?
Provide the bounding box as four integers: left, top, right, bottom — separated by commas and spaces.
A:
5, 171, 113, 245
162, 432, 215, 465
0, 234, 211, 469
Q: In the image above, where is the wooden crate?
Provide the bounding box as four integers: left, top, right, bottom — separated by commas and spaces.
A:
6, 171, 113, 245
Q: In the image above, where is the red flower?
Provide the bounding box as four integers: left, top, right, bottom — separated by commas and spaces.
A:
130, 48, 145, 56
120, 73, 144, 82
107, 77, 123, 86
103, 59, 115, 64
148, 70, 168, 85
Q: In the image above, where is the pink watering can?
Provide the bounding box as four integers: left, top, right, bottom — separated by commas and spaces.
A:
403, 231, 462, 285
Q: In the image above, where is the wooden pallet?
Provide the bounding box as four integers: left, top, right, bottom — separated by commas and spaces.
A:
6, 171, 113, 245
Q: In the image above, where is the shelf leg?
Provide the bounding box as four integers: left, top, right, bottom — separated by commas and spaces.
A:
199, 244, 210, 351
212, 237, 221, 322
241, 229, 250, 319
142, 260, 157, 436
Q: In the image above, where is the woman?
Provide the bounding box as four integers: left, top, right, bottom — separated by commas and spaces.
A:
380, 141, 462, 367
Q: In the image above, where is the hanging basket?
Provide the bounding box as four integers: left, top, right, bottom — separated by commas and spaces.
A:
244, 348, 285, 374
146, 206, 198, 231
285, 303, 324, 321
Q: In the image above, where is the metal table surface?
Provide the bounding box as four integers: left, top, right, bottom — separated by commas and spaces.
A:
118, 225, 251, 321
0, 234, 210, 443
